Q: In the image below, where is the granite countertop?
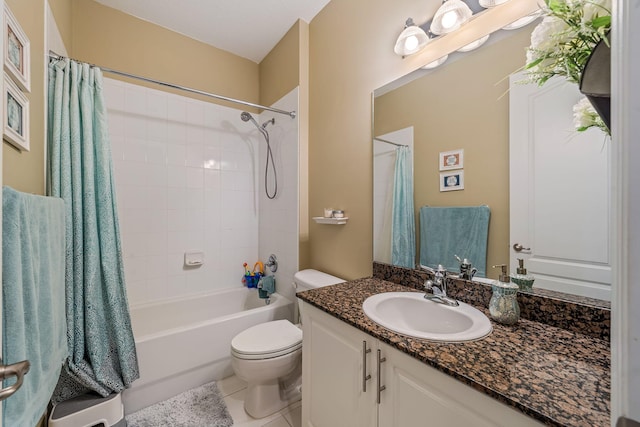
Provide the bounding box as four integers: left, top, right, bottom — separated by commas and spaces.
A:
297, 277, 610, 427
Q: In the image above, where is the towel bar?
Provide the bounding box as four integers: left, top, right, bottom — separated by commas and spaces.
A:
0, 359, 30, 401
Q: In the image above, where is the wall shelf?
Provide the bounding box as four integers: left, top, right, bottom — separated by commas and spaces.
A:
313, 216, 349, 225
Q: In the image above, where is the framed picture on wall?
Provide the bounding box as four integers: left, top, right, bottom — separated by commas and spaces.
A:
439, 149, 464, 171
4, 4, 30, 93
440, 170, 464, 192
3, 73, 29, 151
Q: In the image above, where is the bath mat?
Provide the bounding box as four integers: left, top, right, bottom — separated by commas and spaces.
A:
126, 381, 233, 427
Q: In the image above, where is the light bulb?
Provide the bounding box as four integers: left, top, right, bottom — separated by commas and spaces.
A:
441, 11, 458, 29
404, 35, 419, 52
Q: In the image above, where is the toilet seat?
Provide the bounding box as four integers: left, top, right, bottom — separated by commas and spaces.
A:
231, 320, 302, 360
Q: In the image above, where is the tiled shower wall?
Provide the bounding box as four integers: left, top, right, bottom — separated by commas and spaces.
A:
103, 78, 299, 307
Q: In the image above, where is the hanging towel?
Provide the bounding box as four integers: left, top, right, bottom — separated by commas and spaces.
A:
2, 186, 67, 427
419, 205, 490, 277
258, 275, 276, 299
391, 146, 416, 268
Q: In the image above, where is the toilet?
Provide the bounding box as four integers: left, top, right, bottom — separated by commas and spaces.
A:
230, 269, 345, 419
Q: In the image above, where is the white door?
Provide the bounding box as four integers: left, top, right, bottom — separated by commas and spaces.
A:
509, 74, 611, 300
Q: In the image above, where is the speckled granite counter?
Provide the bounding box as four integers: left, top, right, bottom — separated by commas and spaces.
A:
297, 277, 610, 427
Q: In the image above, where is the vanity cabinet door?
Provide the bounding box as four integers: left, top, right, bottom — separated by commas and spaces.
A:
301, 303, 377, 427
377, 341, 544, 427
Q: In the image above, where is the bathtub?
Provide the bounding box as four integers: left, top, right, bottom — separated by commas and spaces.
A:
122, 287, 294, 414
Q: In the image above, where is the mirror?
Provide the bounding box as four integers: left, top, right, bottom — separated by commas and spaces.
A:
373, 27, 534, 280
373, 22, 612, 302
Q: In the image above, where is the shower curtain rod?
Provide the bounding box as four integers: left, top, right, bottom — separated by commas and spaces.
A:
48, 52, 297, 119
374, 137, 408, 147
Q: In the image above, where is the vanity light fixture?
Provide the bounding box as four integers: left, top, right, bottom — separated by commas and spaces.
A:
430, 0, 473, 36
394, 18, 431, 56
456, 34, 490, 52
502, 9, 542, 30
422, 55, 449, 69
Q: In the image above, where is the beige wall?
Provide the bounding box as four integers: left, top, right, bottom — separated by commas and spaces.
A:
307, 0, 534, 280
3, 0, 46, 194
70, 0, 259, 108
259, 21, 300, 108
48, 0, 72, 51
375, 29, 532, 278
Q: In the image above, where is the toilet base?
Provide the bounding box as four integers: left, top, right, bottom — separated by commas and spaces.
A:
244, 364, 301, 419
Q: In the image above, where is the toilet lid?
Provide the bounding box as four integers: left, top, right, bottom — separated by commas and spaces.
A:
231, 320, 302, 357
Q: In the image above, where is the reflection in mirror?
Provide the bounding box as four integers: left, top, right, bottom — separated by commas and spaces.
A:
374, 28, 533, 278
373, 25, 612, 300
373, 128, 414, 268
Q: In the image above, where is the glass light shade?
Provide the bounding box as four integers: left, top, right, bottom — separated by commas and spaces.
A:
457, 34, 490, 52
394, 24, 430, 56
502, 10, 542, 30
430, 0, 473, 35
422, 55, 448, 69
479, 0, 511, 7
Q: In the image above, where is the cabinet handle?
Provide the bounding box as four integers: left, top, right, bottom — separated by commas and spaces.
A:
362, 341, 372, 392
377, 349, 386, 404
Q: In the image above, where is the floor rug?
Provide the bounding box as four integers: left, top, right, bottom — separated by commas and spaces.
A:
126, 381, 234, 427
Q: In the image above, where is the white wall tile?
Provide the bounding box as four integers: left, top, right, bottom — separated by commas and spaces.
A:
106, 78, 291, 306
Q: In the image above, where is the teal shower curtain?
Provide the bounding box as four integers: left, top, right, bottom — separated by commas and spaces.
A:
391, 146, 416, 268
47, 58, 139, 402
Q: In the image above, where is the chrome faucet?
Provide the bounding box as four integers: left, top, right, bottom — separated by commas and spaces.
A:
417, 264, 459, 307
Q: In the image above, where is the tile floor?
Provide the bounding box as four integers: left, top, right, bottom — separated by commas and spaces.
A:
218, 375, 302, 427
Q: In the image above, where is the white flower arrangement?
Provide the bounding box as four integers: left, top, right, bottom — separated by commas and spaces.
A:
573, 96, 609, 134
524, 0, 611, 135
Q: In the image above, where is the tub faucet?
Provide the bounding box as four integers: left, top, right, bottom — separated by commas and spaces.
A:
417, 264, 459, 307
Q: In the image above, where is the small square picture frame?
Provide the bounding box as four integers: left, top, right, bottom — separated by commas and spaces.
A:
439, 149, 464, 171
440, 170, 464, 192
3, 72, 29, 151
4, 4, 30, 93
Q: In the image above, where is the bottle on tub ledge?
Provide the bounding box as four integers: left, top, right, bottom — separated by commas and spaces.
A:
510, 258, 535, 291
489, 264, 520, 326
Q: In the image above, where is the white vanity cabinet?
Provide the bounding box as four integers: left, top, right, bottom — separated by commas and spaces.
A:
301, 302, 544, 427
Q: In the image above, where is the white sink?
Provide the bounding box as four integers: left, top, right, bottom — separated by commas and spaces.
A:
362, 292, 492, 342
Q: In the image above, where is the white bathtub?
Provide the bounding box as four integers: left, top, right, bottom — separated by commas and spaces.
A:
122, 287, 294, 414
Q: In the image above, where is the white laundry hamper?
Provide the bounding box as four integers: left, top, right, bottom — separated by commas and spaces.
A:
48, 392, 126, 427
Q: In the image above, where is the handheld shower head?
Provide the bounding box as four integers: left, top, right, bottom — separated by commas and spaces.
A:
240, 111, 253, 122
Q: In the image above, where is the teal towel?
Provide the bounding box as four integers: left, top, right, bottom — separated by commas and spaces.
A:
258, 275, 276, 299
419, 205, 490, 277
2, 186, 67, 427
391, 146, 416, 268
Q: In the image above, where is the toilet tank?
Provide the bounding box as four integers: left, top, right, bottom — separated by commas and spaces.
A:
294, 269, 345, 292
294, 269, 345, 323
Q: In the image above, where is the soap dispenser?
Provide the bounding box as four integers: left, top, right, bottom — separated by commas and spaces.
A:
511, 258, 535, 291
489, 264, 520, 325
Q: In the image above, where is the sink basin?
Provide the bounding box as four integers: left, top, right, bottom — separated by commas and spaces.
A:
362, 292, 492, 342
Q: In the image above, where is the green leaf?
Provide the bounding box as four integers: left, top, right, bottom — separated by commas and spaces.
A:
525, 58, 544, 69
591, 16, 611, 29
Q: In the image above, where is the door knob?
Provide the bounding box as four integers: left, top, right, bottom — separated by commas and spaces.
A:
0, 359, 30, 401
512, 243, 531, 252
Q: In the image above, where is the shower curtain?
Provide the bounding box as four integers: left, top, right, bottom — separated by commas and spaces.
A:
47, 58, 139, 402
391, 146, 416, 268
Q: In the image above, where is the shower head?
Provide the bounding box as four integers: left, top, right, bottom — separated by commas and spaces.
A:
241, 111, 275, 130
